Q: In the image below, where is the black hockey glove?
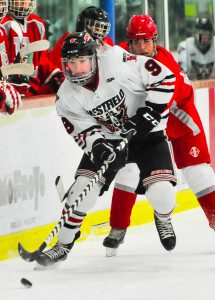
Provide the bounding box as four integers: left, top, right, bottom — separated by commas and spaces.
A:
9, 74, 30, 98
123, 106, 161, 140
46, 71, 65, 93
91, 138, 128, 172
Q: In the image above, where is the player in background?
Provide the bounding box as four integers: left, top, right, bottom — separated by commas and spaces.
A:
0, 0, 9, 66
1, 0, 64, 97
48, 6, 113, 71
0, 0, 21, 114
103, 14, 215, 256
178, 17, 215, 80
35, 31, 178, 268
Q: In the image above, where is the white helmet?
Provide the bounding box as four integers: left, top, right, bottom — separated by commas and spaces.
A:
0, 0, 8, 19
8, 0, 36, 20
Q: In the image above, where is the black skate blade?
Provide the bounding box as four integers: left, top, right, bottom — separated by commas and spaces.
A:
18, 242, 46, 262
34, 261, 61, 271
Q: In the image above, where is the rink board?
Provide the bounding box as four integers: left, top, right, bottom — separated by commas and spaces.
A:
0, 83, 214, 261
0, 189, 199, 261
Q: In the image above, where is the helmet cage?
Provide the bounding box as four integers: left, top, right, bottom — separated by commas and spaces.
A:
0, 0, 8, 19
8, 0, 37, 20
195, 30, 213, 54
84, 18, 110, 39
62, 54, 97, 86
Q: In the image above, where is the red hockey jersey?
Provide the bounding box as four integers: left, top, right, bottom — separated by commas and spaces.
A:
1, 14, 61, 95
118, 41, 205, 140
0, 24, 9, 67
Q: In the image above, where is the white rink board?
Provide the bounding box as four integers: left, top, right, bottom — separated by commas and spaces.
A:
0, 106, 113, 236
0, 87, 212, 236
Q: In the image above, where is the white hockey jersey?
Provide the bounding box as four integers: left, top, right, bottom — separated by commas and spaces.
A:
56, 46, 176, 155
178, 37, 215, 80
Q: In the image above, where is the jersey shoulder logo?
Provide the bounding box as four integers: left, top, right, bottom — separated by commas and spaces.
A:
123, 52, 137, 62
69, 38, 77, 43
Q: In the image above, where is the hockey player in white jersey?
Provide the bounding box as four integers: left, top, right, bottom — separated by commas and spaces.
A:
178, 17, 215, 80
35, 31, 178, 268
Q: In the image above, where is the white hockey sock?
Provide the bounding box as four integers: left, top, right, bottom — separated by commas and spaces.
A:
182, 163, 215, 197
145, 181, 176, 221
58, 175, 101, 245
58, 210, 85, 245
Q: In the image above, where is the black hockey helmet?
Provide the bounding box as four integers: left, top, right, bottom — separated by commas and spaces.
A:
194, 17, 213, 54
76, 6, 111, 40
61, 31, 97, 85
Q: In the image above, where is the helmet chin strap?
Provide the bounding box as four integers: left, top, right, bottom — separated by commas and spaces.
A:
152, 40, 157, 58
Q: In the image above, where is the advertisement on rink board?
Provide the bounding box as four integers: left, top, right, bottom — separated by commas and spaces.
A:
0, 84, 214, 237
0, 104, 114, 236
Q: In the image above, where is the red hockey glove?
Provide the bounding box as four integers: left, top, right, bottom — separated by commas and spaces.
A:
0, 81, 22, 115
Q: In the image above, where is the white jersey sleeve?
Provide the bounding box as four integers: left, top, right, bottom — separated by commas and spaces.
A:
177, 40, 187, 72
56, 47, 177, 156
107, 46, 176, 109
56, 80, 105, 154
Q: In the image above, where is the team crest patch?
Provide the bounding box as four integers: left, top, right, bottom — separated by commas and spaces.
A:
189, 147, 200, 158
84, 32, 92, 42
123, 52, 137, 62
70, 38, 77, 43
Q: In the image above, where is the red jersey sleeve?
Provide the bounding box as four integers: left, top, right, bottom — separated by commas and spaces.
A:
117, 41, 129, 51
103, 36, 114, 46
0, 24, 10, 67
48, 32, 70, 70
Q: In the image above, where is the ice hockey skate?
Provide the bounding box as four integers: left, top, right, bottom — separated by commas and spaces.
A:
103, 228, 127, 257
154, 214, 176, 251
34, 231, 81, 270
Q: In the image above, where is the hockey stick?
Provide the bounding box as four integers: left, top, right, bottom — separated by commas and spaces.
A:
19, 40, 50, 59
11, 21, 23, 63
55, 108, 170, 203
0, 63, 34, 77
18, 129, 136, 262
55, 106, 171, 203
55, 176, 67, 202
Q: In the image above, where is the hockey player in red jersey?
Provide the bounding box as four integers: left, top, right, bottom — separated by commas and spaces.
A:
34, 31, 178, 268
0, 0, 9, 67
0, 0, 21, 114
48, 6, 114, 70
103, 14, 215, 256
1, 0, 64, 96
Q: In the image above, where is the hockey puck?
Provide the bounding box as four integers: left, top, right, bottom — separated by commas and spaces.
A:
20, 278, 32, 288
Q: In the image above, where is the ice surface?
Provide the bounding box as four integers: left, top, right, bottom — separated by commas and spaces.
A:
1, 208, 215, 300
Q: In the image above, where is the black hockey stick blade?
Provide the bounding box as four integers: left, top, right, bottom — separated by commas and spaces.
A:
18, 242, 47, 262
55, 175, 70, 202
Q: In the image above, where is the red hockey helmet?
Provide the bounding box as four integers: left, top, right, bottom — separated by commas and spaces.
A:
126, 15, 157, 40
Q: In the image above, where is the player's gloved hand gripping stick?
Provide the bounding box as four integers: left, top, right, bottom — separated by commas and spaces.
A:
18, 128, 137, 262
18, 104, 170, 262
55, 106, 169, 202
